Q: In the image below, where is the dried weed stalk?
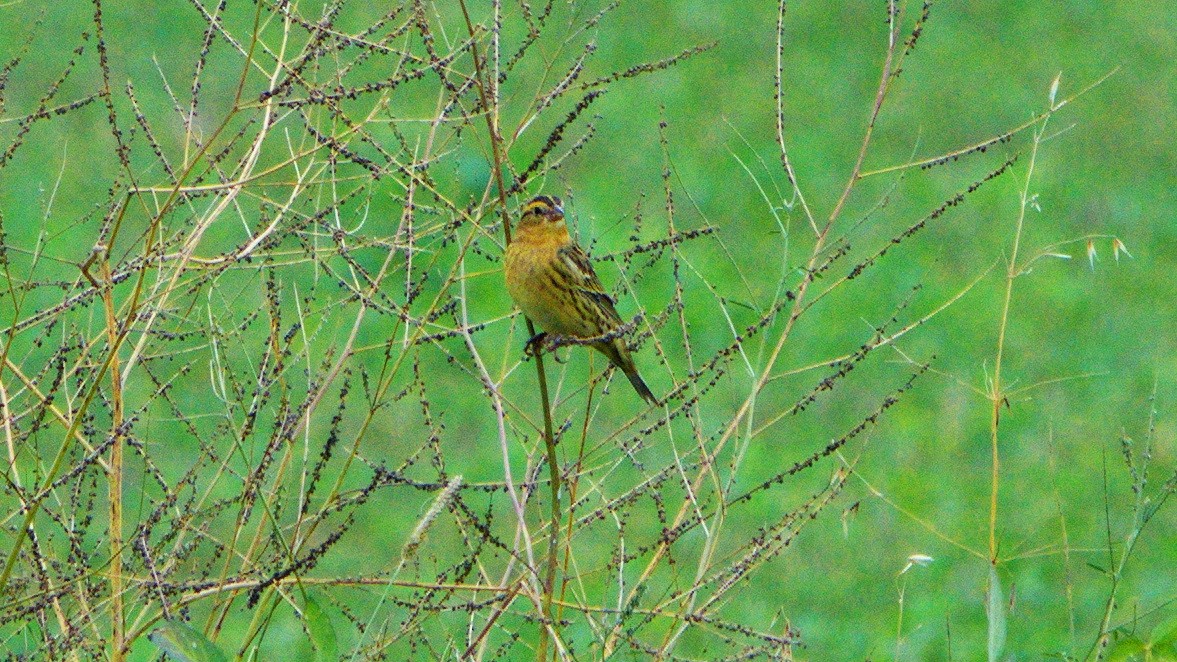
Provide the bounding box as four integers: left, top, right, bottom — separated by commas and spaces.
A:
0, 1, 1134, 659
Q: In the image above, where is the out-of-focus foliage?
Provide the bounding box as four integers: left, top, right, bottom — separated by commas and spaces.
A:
0, 0, 1173, 659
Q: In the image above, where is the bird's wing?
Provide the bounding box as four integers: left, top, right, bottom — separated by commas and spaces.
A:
557, 244, 616, 308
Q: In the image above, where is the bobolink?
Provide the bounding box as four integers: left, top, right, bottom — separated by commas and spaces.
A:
504, 195, 658, 404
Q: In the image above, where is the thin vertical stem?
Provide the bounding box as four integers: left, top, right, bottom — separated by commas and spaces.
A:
990, 112, 1049, 562
533, 331, 561, 661
553, 363, 596, 637
456, 2, 562, 659
97, 257, 125, 660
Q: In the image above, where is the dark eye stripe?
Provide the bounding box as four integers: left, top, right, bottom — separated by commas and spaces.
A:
523, 200, 549, 215
523, 195, 563, 216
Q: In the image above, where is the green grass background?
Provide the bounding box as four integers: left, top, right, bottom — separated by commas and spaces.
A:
0, 0, 1174, 659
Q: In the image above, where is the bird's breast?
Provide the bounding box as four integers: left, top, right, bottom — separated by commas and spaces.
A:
505, 241, 583, 336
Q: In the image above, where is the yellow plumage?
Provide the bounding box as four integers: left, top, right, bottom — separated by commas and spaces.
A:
504, 195, 657, 404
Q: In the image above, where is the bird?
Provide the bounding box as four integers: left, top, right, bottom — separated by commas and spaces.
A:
504, 195, 658, 404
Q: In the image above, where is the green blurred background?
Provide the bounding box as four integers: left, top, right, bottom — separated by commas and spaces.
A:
1, 0, 1174, 659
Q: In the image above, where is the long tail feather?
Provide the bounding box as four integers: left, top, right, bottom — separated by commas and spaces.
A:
597, 340, 658, 405
625, 369, 658, 405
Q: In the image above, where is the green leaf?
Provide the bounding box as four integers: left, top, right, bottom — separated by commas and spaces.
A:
986, 566, 1006, 662
1153, 612, 1177, 648
1107, 636, 1146, 662
149, 621, 229, 662
303, 594, 338, 662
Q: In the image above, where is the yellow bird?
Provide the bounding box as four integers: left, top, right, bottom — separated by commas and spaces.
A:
504, 195, 658, 404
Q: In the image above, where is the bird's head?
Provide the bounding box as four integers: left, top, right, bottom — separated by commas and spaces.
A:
517, 195, 566, 233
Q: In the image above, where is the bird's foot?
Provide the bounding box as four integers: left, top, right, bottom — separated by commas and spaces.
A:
523, 332, 548, 358
548, 338, 568, 363
543, 334, 570, 363
525, 332, 572, 363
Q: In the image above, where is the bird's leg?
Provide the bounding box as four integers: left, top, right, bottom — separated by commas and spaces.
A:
523, 331, 548, 358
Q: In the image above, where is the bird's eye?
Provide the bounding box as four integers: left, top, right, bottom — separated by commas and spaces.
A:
521, 195, 563, 219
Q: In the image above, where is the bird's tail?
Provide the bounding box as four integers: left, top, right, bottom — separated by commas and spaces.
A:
598, 340, 658, 405
624, 368, 658, 405
593, 341, 659, 405
597, 339, 654, 402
